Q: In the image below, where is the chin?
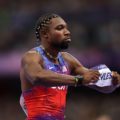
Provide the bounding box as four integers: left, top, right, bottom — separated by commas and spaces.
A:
53, 42, 69, 50
60, 44, 69, 50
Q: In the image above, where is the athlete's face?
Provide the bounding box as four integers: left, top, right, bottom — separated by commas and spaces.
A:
47, 17, 71, 50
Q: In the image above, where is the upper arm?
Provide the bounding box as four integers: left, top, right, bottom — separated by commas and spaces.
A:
62, 52, 88, 75
21, 50, 43, 83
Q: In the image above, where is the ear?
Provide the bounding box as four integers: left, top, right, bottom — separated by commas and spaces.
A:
41, 30, 49, 39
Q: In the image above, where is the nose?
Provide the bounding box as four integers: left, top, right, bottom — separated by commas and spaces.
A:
64, 28, 70, 36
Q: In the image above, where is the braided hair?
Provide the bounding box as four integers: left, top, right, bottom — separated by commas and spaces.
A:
35, 13, 60, 45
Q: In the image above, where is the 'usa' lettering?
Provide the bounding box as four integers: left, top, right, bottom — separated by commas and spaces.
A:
100, 72, 112, 80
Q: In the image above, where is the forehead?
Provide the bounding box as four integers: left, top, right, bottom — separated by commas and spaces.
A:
49, 17, 67, 27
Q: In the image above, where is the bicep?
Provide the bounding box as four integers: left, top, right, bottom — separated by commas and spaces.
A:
21, 52, 43, 82
62, 52, 88, 75
74, 65, 88, 75
72, 59, 88, 75
68, 54, 88, 75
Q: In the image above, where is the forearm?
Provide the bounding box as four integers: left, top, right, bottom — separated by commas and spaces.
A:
25, 69, 76, 87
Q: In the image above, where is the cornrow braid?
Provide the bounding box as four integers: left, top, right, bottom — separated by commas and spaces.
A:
35, 13, 60, 44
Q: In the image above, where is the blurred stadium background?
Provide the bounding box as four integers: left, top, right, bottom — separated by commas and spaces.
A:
0, 0, 120, 120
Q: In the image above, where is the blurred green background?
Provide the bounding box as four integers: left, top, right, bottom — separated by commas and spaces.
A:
0, 0, 120, 120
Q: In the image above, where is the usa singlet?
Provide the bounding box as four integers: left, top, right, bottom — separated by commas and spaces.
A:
22, 46, 69, 120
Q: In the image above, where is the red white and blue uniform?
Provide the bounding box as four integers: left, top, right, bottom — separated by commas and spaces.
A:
21, 46, 69, 120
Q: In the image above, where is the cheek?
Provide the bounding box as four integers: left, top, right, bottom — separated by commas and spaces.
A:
53, 31, 63, 39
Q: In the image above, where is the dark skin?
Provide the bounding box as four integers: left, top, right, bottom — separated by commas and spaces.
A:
20, 17, 120, 92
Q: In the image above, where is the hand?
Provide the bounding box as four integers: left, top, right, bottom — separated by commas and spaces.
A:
82, 69, 100, 85
112, 71, 120, 86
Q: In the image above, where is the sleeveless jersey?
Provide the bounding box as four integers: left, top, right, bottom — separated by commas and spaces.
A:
22, 46, 69, 120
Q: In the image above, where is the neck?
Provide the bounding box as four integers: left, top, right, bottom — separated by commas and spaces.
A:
40, 45, 59, 61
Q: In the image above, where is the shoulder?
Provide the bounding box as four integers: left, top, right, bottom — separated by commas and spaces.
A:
61, 52, 88, 75
61, 52, 83, 71
21, 49, 42, 67
61, 52, 81, 65
61, 52, 75, 60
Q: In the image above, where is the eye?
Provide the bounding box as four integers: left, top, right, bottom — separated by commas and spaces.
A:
55, 25, 64, 30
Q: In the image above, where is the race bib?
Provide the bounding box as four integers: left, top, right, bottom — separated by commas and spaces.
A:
89, 64, 112, 87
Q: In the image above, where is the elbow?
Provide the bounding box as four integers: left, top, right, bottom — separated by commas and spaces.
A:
26, 71, 48, 86
29, 72, 46, 86
30, 75, 41, 85
26, 73, 40, 85
30, 77, 37, 85
24, 69, 43, 85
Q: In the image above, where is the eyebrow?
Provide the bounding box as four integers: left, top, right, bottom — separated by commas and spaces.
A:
55, 23, 68, 28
